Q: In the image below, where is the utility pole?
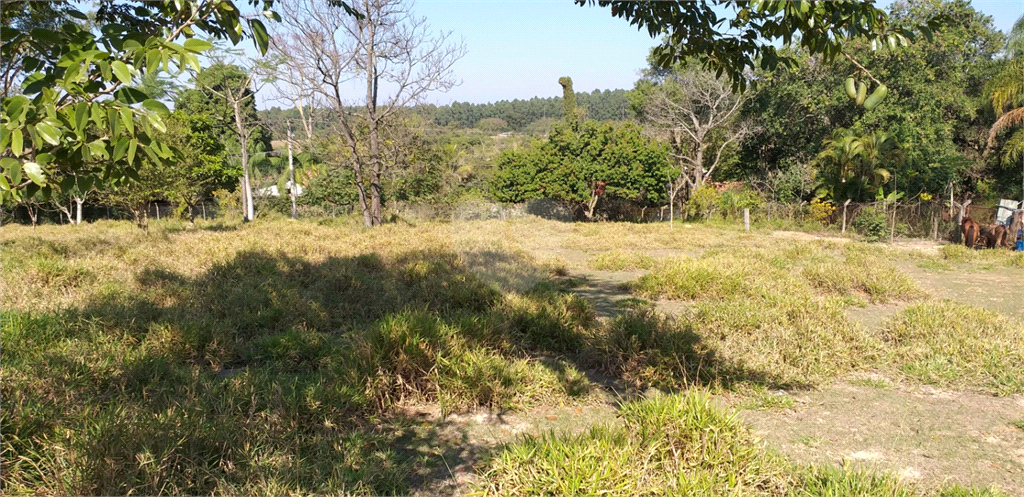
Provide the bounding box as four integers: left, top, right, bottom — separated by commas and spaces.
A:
288, 121, 297, 220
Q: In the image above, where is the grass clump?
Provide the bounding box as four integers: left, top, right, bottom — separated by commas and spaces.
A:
880, 301, 1024, 395
801, 256, 925, 303
797, 462, 914, 496
588, 308, 715, 389
479, 390, 925, 496
477, 390, 792, 496
587, 250, 657, 271
936, 483, 1009, 496
938, 244, 1023, 268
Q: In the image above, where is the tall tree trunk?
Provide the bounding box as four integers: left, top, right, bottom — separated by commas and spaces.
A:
366, 20, 383, 226
74, 196, 83, 225
352, 161, 373, 227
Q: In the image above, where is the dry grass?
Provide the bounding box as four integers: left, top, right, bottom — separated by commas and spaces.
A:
3, 216, 1018, 495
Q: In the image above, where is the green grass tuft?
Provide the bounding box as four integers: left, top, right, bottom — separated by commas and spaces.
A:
880, 301, 1024, 395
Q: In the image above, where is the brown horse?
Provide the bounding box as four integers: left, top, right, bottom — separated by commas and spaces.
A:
982, 224, 1008, 248
961, 217, 979, 248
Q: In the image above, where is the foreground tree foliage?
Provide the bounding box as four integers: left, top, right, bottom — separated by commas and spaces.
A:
580, 0, 936, 91
0, 0, 277, 203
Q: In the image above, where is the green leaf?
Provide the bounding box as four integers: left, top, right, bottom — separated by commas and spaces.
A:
146, 49, 161, 70
5, 96, 27, 122
115, 87, 149, 104
77, 175, 94, 193
11, 128, 23, 157
88, 140, 109, 159
143, 143, 161, 164
91, 102, 106, 128
120, 106, 135, 134
35, 122, 61, 145
0, 126, 8, 151
35, 153, 54, 165
23, 161, 46, 186
75, 102, 89, 133
127, 138, 138, 164
148, 113, 167, 133
3, 157, 22, 185
183, 53, 201, 73
249, 19, 270, 55
111, 60, 132, 83
124, 167, 141, 182
113, 137, 130, 161
183, 38, 213, 52
142, 99, 169, 115
60, 175, 76, 192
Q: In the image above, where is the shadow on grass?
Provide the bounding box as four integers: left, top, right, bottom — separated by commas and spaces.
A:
1, 247, 788, 495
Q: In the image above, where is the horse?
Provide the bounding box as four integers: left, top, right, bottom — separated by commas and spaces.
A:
981, 224, 1008, 249
961, 217, 979, 248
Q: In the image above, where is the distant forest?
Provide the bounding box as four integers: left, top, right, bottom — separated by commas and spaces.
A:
259, 89, 634, 134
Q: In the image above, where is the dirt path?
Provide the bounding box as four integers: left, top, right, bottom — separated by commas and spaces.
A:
740, 382, 1024, 495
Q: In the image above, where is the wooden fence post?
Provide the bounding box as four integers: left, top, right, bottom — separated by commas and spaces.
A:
743, 208, 749, 231
841, 199, 852, 233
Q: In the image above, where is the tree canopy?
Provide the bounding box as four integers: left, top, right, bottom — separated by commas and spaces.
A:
579, 0, 940, 91
0, 0, 275, 202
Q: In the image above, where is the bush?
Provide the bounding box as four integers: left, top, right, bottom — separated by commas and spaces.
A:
807, 198, 836, 225
852, 207, 888, 241
687, 186, 721, 220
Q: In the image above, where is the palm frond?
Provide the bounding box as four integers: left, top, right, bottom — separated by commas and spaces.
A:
987, 106, 1024, 150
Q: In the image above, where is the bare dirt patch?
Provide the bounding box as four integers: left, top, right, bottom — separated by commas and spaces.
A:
740, 382, 1024, 495
570, 269, 646, 318
898, 261, 1023, 318
401, 401, 622, 495
845, 303, 908, 331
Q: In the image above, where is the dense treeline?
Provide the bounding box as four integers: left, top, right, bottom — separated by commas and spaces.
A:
424, 89, 634, 131
260, 89, 634, 135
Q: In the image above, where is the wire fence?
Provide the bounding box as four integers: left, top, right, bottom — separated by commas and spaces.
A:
5, 195, 1022, 245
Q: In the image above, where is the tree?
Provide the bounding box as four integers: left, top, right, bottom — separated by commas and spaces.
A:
490, 119, 669, 220
985, 14, 1023, 196
160, 111, 236, 220
1, 0, 276, 203
738, 0, 1005, 200
577, 0, 935, 91
177, 63, 270, 221
271, 0, 466, 227
814, 129, 901, 202
632, 63, 751, 223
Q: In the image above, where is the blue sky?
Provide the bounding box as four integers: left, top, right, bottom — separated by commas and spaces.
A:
257, 0, 1024, 108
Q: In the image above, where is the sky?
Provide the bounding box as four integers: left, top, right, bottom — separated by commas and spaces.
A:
256, 0, 1024, 109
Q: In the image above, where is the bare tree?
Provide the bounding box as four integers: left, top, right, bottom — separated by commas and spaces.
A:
639, 67, 751, 226
200, 68, 265, 223
271, 0, 465, 226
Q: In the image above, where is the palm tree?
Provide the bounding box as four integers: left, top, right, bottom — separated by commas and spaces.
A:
815, 130, 898, 202
986, 15, 1023, 169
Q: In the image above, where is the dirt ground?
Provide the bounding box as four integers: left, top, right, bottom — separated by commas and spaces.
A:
413, 232, 1023, 495
741, 381, 1024, 495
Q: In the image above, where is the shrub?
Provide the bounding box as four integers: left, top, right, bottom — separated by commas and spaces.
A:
852, 207, 888, 241
807, 198, 836, 225
687, 186, 721, 220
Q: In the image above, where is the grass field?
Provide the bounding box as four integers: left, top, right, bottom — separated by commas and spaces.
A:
2, 217, 1021, 495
